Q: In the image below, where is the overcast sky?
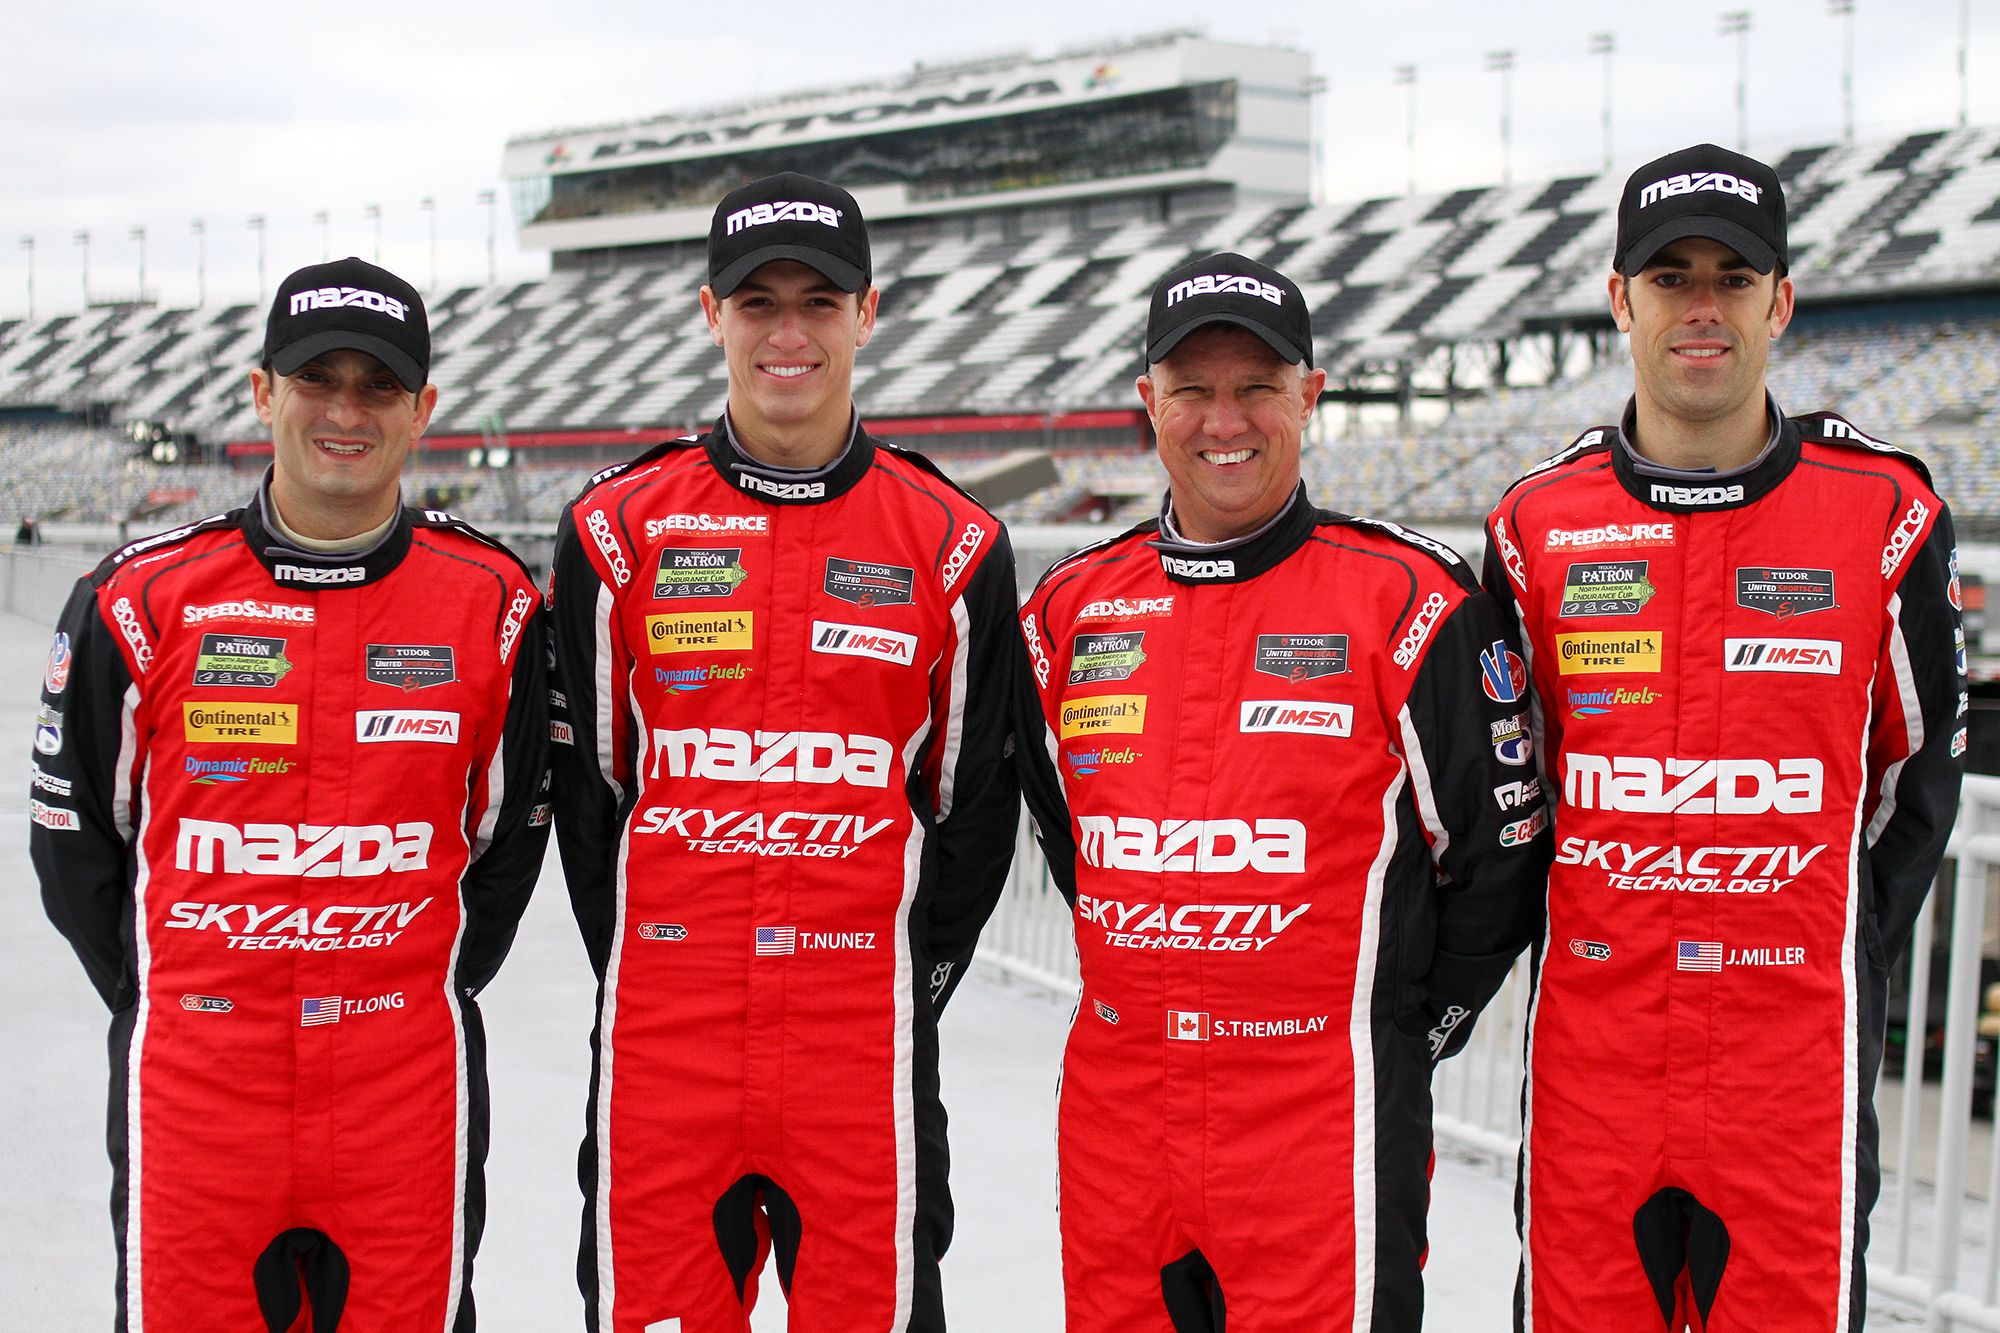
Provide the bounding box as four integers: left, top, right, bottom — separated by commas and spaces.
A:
3, 0, 1993, 317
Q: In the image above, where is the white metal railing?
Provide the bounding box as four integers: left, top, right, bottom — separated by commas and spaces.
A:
981, 786, 2000, 1330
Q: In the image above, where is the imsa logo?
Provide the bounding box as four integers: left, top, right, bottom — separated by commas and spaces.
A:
355, 710, 461, 744
1724, 638, 1841, 675
812, 621, 917, 666
1239, 701, 1353, 737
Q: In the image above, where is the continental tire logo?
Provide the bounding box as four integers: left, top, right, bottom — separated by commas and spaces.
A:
586, 509, 631, 587
1563, 754, 1823, 815
1059, 695, 1146, 738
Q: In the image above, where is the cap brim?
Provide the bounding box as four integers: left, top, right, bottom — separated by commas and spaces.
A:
271, 330, 427, 393
1146, 312, 1308, 367
1619, 217, 1779, 275
710, 245, 867, 297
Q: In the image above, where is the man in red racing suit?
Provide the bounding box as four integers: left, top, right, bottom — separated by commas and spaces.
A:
549, 173, 1021, 1332
1015, 252, 1550, 1332
1484, 144, 1964, 1332
32, 257, 550, 1331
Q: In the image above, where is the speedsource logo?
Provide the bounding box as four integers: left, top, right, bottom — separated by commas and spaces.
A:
1077, 816, 1306, 874
726, 200, 842, 232
174, 818, 433, 876
1165, 273, 1285, 306
273, 563, 364, 585
288, 286, 409, 320
1545, 523, 1675, 551
1563, 754, 1823, 814
1239, 701, 1353, 736
355, 710, 461, 743
648, 727, 893, 788
646, 514, 769, 537
1077, 596, 1174, 621
183, 600, 315, 626
1636, 171, 1763, 208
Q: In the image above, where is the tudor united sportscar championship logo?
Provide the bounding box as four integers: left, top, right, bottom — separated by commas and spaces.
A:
1735, 567, 1835, 619
1253, 634, 1347, 681
364, 644, 455, 691
824, 558, 914, 608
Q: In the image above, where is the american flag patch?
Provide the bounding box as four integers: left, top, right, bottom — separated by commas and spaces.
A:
1676, 941, 1723, 972
300, 996, 342, 1026
755, 926, 796, 956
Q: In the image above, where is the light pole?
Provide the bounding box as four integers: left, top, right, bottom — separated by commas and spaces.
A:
313, 209, 329, 262
420, 196, 437, 291
190, 219, 206, 307
363, 203, 382, 263
1719, 10, 1753, 152
477, 189, 497, 284
1828, 1, 1855, 145
248, 215, 267, 305
74, 229, 91, 306
1393, 65, 1417, 195
130, 225, 147, 303
1589, 33, 1616, 172
18, 236, 33, 321
1486, 49, 1517, 187
1960, 0, 1971, 129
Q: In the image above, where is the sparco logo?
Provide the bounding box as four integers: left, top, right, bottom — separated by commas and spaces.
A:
1563, 754, 1824, 815
1492, 516, 1527, 588
273, 563, 365, 585
174, 818, 433, 877
288, 286, 410, 320
498, 589, 536, 664
940, 521, 986, 592
1636, 171, 1763, 209
111, 597, 153, 670
585, 509, 630, 586
1393, 592, 1449, 668
1649, 483, 1744, 506
184, 600, 314, 626
1021, 613, 1051, 688
1077, 816, 1306, 874
1165, 273, 1285, 307
739, 473, 826, 500
1881, 497, 1930, 577
1160, 555, 1234, 579
649, 727, 892, 788
725, 200, 843, 232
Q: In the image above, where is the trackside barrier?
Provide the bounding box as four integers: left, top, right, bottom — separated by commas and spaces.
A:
0, 548, 96, 625
981, 786, 2000, 1330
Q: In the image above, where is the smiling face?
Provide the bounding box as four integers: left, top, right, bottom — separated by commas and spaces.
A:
1611, 236, 1794, 463
700, 259, 878, 467
1137, 324, 1326, 544
252, 347, 435, 540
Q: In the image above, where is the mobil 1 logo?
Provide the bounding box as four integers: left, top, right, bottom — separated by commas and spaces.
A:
825, 558, 914, 608
1254, 634, 1348, 682
654, 548, 747, 599
1736, 567, 1835, 619
1561, 562, 1656, 617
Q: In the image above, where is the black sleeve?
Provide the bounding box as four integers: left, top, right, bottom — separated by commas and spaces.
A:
454, 599, 553, 996
548, 509, 629, 978
922, 531, 1024, 1012
1868, 512, 1966, 960
1402, 591, 1551, 1060
1011, 597, 1077, 907
30, 577, 138, 1010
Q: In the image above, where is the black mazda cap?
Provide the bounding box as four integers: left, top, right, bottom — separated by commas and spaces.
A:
264, 256, 429, 392
707, 172, 871, 297
1144, 252, 1313, 367
1614, 143, 1788, 275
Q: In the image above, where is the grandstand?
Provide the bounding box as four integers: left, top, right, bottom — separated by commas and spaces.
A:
1, 35, 1999, 544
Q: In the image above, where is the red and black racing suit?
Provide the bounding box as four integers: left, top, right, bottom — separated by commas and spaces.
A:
1484, 406, 1964, 1332
549, 416, 1020, 1333
31, 487, 550, 1332
1015, 486, 1551, 1332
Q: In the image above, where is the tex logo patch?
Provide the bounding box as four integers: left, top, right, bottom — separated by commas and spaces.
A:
1253, 634, 1347, 681
653, 548, 747, 600
1561, 561, 1656, 617
193, 634, 293, 689
1069, 631, 1147, 685
365, 644, 455, 691
1735, 567, 1835, 619
824, 558, 914, 608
